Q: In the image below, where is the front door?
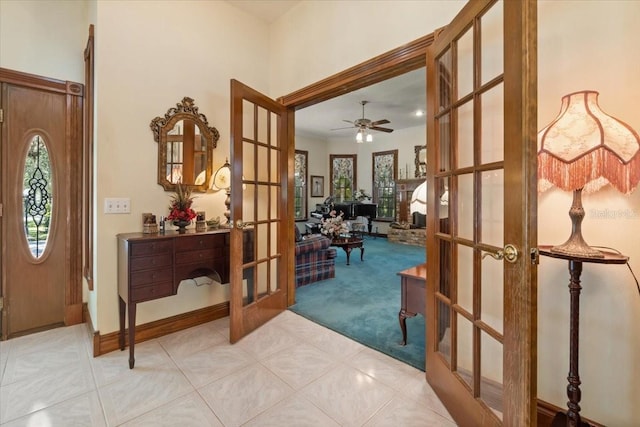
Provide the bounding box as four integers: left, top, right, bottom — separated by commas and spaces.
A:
229, 79, 290, 343
0, 69, 83, 338
425, 1, 538, 425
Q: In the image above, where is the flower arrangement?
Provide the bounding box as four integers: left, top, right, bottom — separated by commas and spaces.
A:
320, 210, 349, 239
353, 188, 371, 202
167, 183, 197, 222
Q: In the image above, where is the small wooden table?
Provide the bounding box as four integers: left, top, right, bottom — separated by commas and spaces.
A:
331, 236, 364, 265
397, 263, 427, 345
539, 245, 628, 427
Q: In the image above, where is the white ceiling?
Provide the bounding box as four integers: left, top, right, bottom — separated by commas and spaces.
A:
225, 0, 427, 140
295, 68, 427, 140
227, 0, 300, 23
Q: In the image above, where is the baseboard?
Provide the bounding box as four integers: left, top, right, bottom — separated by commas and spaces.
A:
65, 302, 83, 326
91, 302, 230, 357
537, 399, 604, 427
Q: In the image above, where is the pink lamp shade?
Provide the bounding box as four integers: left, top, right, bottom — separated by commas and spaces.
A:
538, 90, 640, 195
537, 91, 640, 258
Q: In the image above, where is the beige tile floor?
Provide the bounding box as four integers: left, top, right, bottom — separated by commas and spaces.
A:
0, 310, 456, 426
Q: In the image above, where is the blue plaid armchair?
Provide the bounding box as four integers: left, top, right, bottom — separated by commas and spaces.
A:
295, 230, 337, 287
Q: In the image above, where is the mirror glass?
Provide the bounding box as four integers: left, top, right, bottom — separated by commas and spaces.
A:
151, 97, 219, 192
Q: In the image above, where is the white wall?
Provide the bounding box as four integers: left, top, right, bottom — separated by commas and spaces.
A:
537, 2, 640, 425
92, 0, 271, 333
0, 0, 87, 83
273, 1, 640, 425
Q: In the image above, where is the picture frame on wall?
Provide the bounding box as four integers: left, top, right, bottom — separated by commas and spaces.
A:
311, 175, 324, 197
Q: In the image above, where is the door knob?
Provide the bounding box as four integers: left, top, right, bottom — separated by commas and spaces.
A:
235, 220, 254, 229
481, 244, 519, 264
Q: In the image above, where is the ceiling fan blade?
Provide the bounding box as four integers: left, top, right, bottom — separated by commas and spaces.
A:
342, 119, 355, 124
370, 119, 390, 126
371, 126, 394, 133
330, 126, 356, 131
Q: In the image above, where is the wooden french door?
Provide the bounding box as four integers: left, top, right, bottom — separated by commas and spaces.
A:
0, 68, 83, 338
425, 1, 537, 425
229, 79, 290, 343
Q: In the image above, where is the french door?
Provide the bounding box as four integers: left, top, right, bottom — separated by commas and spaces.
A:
425, 1, 538, 425
229, 80, 290, 343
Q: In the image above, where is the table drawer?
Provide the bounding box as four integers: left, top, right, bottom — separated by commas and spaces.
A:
130, 281, 173, 303
174, 234, 224, 252
130, 267, 173, 287
130, 253, 172, 272
130, 240, 173, 256
175, 248, 222, 265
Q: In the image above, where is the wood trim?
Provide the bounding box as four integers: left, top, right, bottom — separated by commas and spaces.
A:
92, 302, 230, 357
0, 68, 83, 96
536, 399, 604, 427
278, 32, 438, 109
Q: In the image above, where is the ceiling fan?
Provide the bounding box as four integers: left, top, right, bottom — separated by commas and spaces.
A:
331, 101, 394, 140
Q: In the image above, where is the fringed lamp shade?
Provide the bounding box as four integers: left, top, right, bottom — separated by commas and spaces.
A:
538, 90, 640, 258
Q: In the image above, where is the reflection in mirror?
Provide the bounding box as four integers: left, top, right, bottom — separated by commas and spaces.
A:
415, 145, 426, 178
151, 97, 220, 192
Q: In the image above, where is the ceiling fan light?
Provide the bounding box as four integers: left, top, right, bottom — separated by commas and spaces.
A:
356, 130, 364, 143
366, 133, 373, 142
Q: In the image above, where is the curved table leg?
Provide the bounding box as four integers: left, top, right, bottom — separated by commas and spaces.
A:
398, 309, 417, 346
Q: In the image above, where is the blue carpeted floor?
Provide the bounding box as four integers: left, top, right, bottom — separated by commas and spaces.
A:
289, 237, 427, 370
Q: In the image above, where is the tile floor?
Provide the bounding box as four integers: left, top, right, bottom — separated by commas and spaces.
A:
0, 310, 456, 426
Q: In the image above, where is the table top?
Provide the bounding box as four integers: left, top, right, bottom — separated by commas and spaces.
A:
539, 245, 628, 264
397, 263, 427, 280
331, 236, 363, 246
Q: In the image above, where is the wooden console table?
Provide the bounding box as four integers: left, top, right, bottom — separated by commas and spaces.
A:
539, 245, 628, 427
397, 263, 426, 345
117, 229, 232, 368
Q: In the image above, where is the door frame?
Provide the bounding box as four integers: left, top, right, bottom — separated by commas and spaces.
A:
278, 32, 437, 306
0, 67, 84, 339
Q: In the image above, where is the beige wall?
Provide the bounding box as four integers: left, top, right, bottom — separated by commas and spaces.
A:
2, 0, 638, 425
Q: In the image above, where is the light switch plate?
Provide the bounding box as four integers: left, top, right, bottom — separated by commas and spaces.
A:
104, 198, 131, 214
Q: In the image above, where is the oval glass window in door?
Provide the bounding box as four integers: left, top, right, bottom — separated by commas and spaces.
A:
23, 134, 53, 259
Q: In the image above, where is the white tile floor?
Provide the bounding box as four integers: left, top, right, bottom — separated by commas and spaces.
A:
0, 310, 456, 426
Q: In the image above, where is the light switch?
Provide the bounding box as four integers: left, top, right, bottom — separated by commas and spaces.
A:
104, 198, 131, 214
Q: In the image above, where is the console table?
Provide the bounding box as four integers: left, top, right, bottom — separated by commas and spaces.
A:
539, 245, 628, 427
397, 263, 426, 345
117, 229, 232, 368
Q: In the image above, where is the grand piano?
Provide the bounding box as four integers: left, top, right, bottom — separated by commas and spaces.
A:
311, 200, 378, 234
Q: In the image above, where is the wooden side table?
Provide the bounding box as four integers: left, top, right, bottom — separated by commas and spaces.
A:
539, 245, 628, 427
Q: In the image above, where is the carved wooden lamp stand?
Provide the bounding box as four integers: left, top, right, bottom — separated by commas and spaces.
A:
538, 91, 639, 427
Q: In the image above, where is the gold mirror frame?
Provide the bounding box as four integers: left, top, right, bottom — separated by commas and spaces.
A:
150, 97, 220, 192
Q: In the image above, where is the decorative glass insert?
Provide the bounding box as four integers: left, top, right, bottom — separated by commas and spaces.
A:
372, 150, 397, 219
23, 135, 53, 258
330, 154, 357, 203
294, 150, 308, 220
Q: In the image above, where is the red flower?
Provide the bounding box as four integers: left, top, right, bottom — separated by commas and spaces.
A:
167, 184, 197, 221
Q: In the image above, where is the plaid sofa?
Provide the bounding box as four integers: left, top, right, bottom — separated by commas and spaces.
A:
295, 234, 337, 287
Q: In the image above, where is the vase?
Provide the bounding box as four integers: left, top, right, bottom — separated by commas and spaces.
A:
173, 220, 190, 233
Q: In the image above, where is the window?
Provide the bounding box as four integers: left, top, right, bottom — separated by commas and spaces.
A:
294, 150, 308, 220
372, 150, 397, 220
330, 154, 357, 202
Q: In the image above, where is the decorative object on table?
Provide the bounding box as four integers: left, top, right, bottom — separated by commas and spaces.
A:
538, 90, 640, 258
206, 216, 221, 229
195, 211, 206, 232
167, 183, 196, 233
320, 210, 349, 239
142, 213, 158, 234
212, 158, 231, 224
353, 188, 371, 202
310, 175, 324, 197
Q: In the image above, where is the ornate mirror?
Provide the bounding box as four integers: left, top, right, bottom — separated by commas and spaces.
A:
150, 97, 220, 192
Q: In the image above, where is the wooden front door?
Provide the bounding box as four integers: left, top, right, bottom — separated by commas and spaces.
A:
425, 1, 538, 425
229, 79, 290, 343
0, 69, 83, 338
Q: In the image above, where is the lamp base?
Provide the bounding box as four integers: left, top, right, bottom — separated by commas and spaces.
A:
551, 188, 604, 259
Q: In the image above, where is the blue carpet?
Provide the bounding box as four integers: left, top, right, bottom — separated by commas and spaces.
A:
289, 237, 426, 370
